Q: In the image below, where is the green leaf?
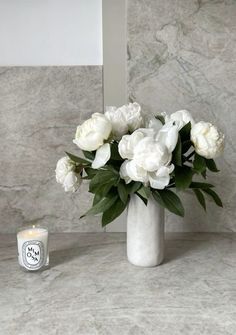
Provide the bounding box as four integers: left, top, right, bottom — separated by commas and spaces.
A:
65, 152, 91, 165
175, 166, 193, 189
189, 182, 214, 189
135, 192, 148, 206
84, 167, 97, 179
155, 115, 165, 125
110, 142, 123, 161
205, 159, 220, 172
96, 182, 114, 197
193, 189, 206, 211
153, 189, 185, 217
193, 154, 206, 173
182, 140, 192, 154
201, 170, 207, 179
137, 186, 151, 199
102, 198, 127, 226
82, 194, 118, 217
117, 182, 128, 204
172, 135, 182, 166
126, 182, 142, 194
93, 185, 119, 205
82, 150, 95, 160
103, 165, 120, 175
89, 170, 119, 193
202, 188, 223, 207
90, 180, 115, 195
93, 193, 103, 206
151, 190, 165, 207
179, 122, 191, 141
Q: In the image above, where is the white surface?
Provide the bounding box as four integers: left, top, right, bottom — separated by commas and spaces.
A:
127, 195, 164, 267
0, 0, 102, 65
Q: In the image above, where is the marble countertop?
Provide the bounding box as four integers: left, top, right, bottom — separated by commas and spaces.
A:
1, 233, 236, 335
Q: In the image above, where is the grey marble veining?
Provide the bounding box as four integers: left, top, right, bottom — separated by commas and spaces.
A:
0, 67, 103, 233
128, 0, 236, 231
1, 233, 236, 334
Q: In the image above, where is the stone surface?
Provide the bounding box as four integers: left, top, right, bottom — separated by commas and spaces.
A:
128, 0, 236, 231
0, 67, 104, 233
1, 233, 236, 334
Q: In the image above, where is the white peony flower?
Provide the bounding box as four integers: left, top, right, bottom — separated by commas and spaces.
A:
105, 102, 143, 139
63, 171, 82, 192
118, 128, 154, 160
118, 117, 177, 189
73, 113, 112, 151
119, 124, 175, 189
133, 137, 172, 172
55, 157, 82, 192
166, 110, 195, 130
55, 156, 75, 184
156, 121, 179, 152
92, 143, 111, 169
191, 121, 225, 159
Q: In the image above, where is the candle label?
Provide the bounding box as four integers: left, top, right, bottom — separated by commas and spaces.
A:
22, 240, 45, 270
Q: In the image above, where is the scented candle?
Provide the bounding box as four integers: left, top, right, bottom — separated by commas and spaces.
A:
17, 225, 49, 271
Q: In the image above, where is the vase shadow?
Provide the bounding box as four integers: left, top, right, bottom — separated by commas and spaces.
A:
163, 236, 208, 264
48, 234, 209, 268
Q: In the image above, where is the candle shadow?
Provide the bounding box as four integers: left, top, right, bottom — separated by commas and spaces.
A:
47, 233, 126, 268
49, 245, 87, 268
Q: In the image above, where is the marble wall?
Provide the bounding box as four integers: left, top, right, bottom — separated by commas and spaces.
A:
0, 67, 104, 233
128, 0, 236, 231
1, 0, 236, 233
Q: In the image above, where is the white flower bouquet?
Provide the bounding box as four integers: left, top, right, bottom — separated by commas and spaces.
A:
56, 103, 225, 226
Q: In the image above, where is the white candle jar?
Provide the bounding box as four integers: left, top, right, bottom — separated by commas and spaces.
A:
17, 225, 49, 271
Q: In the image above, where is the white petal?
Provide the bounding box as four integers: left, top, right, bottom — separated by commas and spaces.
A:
148, 166, 172, 189
126, 160, 148, 183
133, 137, 171, 172
92, 143, 111, 169
73, 132, 104, 151
119, 161, 132, 184
55, 157, 75, 184
105, 106, 128, 139
118, 130, 146, 159
73, 113, 112, 150
63, 172, 82, 192
166, 110, 195, 130
156, 122, 179, 152
147, 117, 163, 132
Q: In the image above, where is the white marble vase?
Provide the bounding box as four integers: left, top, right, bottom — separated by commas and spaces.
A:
127, 194, 165, 267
